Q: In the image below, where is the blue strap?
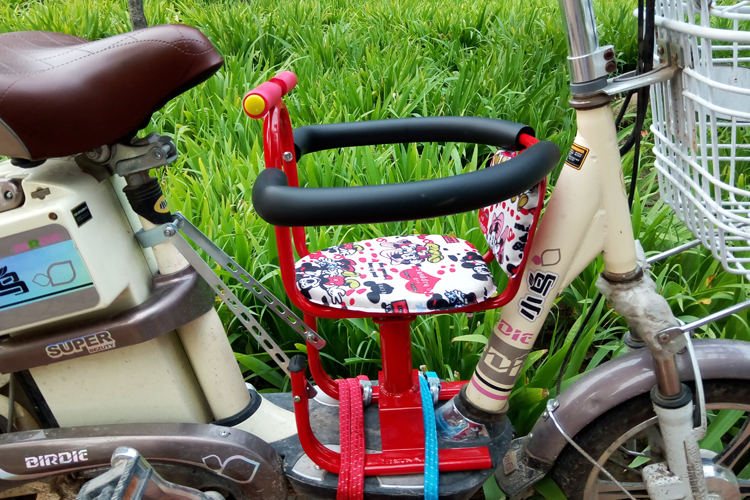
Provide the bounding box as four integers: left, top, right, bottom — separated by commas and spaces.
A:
420, 372, 439, 500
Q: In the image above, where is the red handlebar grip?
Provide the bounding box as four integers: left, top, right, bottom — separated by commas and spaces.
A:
270, 71, 297, 94
242, 71, 298, 119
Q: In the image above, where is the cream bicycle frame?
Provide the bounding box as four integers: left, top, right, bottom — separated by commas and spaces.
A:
465, 103, 639, 412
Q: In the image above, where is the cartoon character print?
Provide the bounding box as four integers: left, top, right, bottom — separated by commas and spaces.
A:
490, 149, 519, 166
479, 149, 543, 278
322, 242, 364, 257
510, 189, 531, 211
485, 210, 511, 262
296, 258, 360, 306
461, 252, 493, 282
294, 234, 500, 313
426, 289, 477, 311
381, 299, 409, 314
503, 220, 532, 276
364, 280, 394, 304
380, 238, 443, 265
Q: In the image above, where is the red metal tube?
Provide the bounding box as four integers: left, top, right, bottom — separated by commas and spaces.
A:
362, 447, 492, 475
519, 133, 538, 148
289, 363, 341, 473
307, 341, 339, 399
301, 314, 339, 399
377, 319, 415, 396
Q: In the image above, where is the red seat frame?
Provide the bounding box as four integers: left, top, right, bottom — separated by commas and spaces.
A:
253, 85, 545, 476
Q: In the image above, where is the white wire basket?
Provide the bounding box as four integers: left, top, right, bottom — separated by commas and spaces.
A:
651, 0, 750, 274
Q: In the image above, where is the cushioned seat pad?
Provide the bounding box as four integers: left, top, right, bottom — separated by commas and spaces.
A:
0, 25, 223, 160
295, 235, 497, 314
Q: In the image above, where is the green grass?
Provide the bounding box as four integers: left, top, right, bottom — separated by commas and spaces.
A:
4, 0, 749, 444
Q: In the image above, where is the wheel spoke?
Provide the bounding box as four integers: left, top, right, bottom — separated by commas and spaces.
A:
591, 481, 650, 500
570, 384, 750, 500
738, 478, 750, 495
715, 414, 750, 469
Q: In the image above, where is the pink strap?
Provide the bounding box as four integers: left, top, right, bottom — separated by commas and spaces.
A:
337, 378, 351, 500
336, 376, 369, 500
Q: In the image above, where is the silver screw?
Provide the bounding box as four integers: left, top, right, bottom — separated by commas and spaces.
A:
163, 225, 177, 238
3, 191, 12, 200
153, 149, 165, 160
293, 396, 301, 403
306, 333, 316, 341
314, 465, 321, 470
542, 410, 549, 419
282, 151, 294, 162
658, 333, 671, 343
219, 430, 230, 437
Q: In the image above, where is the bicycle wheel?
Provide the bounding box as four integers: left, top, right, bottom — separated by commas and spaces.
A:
550, 380, 750, 500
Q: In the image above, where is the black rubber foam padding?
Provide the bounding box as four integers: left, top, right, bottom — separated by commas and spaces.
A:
292, 117, 534, 159
289, 355, 308, 374
253, 140, 560, 227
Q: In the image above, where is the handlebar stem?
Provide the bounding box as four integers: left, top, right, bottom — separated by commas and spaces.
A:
558, 0, 615, 94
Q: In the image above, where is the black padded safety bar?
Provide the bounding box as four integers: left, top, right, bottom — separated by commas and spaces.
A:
292, 117, 533, 159
253, 141, 560, 227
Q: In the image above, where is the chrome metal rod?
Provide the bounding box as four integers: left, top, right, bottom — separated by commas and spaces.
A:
559, 0, 599, 57
646, 239, 702, 264
558, 0, 603, 84
653, 356, 682, 398
673, 299, 750, 336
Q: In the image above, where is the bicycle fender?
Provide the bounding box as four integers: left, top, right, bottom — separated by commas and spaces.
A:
0, 423, 287, 500
524, 339, 750, 465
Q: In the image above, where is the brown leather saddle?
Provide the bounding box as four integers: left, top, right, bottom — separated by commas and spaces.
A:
0, 25, 223, 161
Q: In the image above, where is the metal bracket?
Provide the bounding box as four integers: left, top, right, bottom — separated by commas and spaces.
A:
604, 64, 677, 95
657, 38, 684, 68
656, 298, 750, 344
135, 223, 177, 249
153, 213, 326, 376
76, 133, 177, 178
569, 45, 617, 94
600, 38, 683, 96
171, 214, 325, 350
167, 229, 296, 376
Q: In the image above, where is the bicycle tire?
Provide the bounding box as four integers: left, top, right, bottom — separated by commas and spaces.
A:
550, 379, 750, 500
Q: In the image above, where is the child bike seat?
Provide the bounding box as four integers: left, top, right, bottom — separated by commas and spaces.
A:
0, 25, 223, 161
252, 113, 559, 318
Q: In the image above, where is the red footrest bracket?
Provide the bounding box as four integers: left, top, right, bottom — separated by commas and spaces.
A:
289, 361, 492, 477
